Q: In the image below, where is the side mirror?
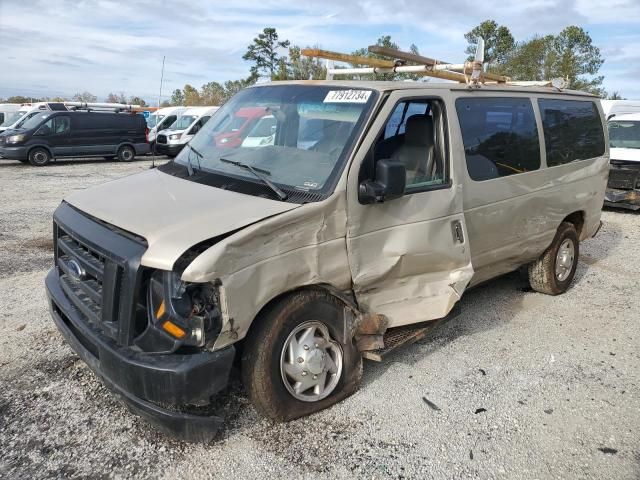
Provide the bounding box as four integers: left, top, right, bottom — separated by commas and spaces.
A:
358, 159, 406, 204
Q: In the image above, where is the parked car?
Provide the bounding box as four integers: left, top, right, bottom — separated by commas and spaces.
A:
604, 113, 640, 209
146, 106, 186, 150
213, 106, 268, 148
45, 81, 608, 441
0, 110, 149, 166
0, 104, 22, 126
155, 106, 218, 157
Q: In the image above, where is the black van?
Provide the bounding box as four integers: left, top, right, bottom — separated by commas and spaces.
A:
0, 111, 150, 166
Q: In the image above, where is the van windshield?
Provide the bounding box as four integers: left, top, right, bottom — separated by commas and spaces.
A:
174, 85, 377, 196
1, 111, 27, 127
147, 115, 164, 128
609, 120, 640, 149
171, 115, 196, 130
20, 112, 51, 130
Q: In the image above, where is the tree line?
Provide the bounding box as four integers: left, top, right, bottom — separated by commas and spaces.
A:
2, 21, 622, 106
0, 91, 149, 106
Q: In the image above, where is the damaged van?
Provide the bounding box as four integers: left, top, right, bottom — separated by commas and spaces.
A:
45, 81, 608, 441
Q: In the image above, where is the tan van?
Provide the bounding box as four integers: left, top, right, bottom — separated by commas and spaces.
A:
45, 81, 608, 441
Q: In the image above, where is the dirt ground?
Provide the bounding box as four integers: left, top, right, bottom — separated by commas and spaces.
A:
0, 157, 638, 479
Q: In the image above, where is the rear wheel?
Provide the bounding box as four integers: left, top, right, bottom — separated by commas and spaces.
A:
117, 145, 135, 162
242, 290, 362, 421
28, 147, 51, 166
529, 222, 579, 295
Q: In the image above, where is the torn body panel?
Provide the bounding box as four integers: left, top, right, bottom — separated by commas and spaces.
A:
181, 192, 352, 349
345, 89, 473, 328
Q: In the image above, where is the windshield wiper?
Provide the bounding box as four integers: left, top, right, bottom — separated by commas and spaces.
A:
185, 143, 203, 176
219, 157, 288, 201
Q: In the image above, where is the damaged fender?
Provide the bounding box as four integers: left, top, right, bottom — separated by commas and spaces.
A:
181, 192, 353, 349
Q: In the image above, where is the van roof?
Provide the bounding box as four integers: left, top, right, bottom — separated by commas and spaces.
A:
253, 80, 598, 98
182, 106, 219, 115
608, 113, 640, 122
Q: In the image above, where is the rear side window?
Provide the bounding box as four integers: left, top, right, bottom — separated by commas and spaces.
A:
538, 99, 605, 166
456, 97, 540, 181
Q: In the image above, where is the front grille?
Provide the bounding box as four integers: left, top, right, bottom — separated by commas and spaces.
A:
608, 165, 640, 190
56, 227, 122, 340
157, 134, 167, 144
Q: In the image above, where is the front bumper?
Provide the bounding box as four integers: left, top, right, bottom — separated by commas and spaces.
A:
604, 188, 640, 210
155, 142, 185, 157
46, 269, 235, 442
0, 145, 28, 160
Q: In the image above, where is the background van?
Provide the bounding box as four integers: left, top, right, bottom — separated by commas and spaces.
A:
146, 106, 186, 149
155, 106, 218, 157
0, 104, 21, 126
0, 110, 149, 166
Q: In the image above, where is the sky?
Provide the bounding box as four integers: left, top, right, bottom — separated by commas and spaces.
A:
1, 0, 639, 103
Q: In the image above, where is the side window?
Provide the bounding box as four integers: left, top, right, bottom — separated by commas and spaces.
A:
373, 99, 448, 189
456, 97, 540, 181
538, 99, 605, 166
35, 118, 54, 136
163, 115, 177, 129
190, 116, 210, 134
54, 116, 70, 134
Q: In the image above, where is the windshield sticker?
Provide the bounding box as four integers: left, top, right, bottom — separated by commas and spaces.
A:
324, 90, 371, 104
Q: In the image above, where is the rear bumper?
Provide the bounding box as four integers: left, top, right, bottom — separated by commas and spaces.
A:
134, 142, 151, 155
46, 268, 235, 442
604, 188, 640, 210
155, 143, 184, 156
0, 145, 28, 160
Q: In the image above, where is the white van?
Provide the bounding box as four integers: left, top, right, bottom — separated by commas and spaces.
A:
0, 102, 68, 134
155, 106, 218, 157
605, 113, 640, 209
601, 100, 640, 120
0, 104, 21, 126
146, 106, 186, 147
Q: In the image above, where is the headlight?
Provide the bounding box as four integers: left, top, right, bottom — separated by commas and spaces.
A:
147, 270, 221, 348
169, 133, 182, 140
7, 134, 26, 144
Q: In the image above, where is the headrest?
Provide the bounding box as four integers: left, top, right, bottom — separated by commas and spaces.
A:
405, 115, 434, 146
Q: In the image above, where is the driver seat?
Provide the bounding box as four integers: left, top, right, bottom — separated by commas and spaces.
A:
390, 115, 435, 184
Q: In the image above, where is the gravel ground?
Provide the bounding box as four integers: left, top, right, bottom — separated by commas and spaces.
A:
0, 157, 639, 479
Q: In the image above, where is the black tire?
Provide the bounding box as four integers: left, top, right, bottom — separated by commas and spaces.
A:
241, 289, 362, 421
528, 222, 579, 295
117, 145, 135, 162
28, 147, 51, 166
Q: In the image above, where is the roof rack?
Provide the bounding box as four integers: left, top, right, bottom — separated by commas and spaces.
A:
302, 40, 568, 89
64, 102, 142, 112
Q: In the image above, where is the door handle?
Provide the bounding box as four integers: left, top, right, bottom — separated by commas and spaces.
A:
452, 220, 464, 244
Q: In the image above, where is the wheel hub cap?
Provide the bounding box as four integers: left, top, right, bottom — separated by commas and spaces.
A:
555, 239, 575, 282
280, 321, 343, 402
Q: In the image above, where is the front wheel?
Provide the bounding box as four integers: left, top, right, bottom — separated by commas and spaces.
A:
28, 147, 51, 166
241, 290, 362, 421
117, 145, 135, 162
529, 222, 579, 295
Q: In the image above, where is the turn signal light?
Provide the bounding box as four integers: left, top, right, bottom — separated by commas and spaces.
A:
162, 320, 186, 339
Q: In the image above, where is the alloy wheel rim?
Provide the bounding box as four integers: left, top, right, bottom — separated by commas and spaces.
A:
555, 238, 575, 282
280, 321, 343, 402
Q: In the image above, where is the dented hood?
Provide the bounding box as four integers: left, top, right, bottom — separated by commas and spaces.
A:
64, 168, 300, 270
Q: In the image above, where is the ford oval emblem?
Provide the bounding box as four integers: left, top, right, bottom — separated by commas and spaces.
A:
67, 259, 86, 280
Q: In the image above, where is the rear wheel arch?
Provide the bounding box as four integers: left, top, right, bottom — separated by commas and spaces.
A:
562, 211, 585, 239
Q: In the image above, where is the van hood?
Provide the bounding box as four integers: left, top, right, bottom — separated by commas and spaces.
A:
610, 147, 640, 163
64, 168, 301, 271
